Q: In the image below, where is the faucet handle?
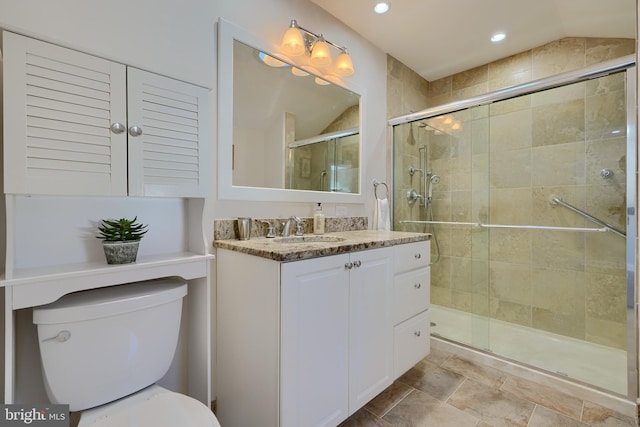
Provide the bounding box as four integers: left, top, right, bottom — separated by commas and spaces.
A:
261, 220, 276, 238
295, 221, 304, 236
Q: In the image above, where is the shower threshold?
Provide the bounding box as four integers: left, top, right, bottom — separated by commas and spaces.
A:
430, 305, 627, 395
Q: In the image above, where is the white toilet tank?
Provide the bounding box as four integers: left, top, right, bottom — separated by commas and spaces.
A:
33, 278, 188, 412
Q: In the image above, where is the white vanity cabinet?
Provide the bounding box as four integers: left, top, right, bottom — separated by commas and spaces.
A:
280, 247, 393, 427
3, 31, 209, 197
216, 238, 429, 427
392, 241, 431, 377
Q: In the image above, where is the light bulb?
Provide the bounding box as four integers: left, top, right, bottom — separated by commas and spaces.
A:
335, 50, 354, 76
282, 21, 305, 57
310, 36, 332, 67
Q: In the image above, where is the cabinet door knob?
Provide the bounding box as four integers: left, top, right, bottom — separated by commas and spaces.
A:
110, 122, 126, 134
414, 330, 421, 337
414, 283, 421, 289
128, 125, 143, 137
345, 262, 353, 270
414, 253, 422, 259
353, 260, 362, 268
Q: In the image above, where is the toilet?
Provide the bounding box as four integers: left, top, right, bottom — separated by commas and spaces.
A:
32, 278, 221, 427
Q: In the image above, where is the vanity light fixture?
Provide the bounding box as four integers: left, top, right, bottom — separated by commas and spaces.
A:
281, 19, 355, 76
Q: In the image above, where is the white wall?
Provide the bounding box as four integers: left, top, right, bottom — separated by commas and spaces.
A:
0, 0, 216, 88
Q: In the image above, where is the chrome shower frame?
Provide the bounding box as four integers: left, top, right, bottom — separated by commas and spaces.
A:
389, 54, 638, 400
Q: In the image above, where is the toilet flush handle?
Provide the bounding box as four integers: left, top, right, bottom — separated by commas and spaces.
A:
42, 330, 71, 343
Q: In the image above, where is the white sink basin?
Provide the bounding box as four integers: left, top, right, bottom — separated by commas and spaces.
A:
274, 235, 346, 244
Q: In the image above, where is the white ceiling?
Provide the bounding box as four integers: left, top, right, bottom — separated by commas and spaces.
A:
310, 0, 636, 81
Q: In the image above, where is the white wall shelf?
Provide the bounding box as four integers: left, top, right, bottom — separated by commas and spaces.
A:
2, 252, 214, 310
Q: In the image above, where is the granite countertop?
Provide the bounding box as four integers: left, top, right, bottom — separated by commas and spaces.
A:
214, 230, 430, 262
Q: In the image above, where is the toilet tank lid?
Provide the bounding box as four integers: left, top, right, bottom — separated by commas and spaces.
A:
33, 278, 187, 325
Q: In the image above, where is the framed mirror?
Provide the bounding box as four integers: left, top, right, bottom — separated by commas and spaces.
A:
218, 18, 365, 202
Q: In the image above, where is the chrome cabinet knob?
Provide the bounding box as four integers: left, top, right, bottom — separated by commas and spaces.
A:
414, 283, 421, 289
353, 260, 362, 268
110, 122, 126, 134
415, 253, 422, 259
128, 125, 143, 137
345, 262, 353, 270
414, 330, 421, 337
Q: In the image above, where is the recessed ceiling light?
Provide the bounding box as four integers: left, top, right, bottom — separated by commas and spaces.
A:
374, 1, 391, 14
491, 32, 506, 43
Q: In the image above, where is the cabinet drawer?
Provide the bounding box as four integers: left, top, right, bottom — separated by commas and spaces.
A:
394, 310, 430, 378
394, 241, 430, 274
394, 268, 430, 325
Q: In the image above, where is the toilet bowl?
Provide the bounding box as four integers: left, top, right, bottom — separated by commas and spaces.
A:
33, 278, 220, 427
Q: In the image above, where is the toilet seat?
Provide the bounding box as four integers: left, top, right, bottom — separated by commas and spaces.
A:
78, 385, 221, 427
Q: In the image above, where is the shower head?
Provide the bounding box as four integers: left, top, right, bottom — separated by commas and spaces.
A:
427, 174, 440, 200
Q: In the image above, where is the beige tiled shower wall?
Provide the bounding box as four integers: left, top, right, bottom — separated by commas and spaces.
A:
388, 37, 634, 350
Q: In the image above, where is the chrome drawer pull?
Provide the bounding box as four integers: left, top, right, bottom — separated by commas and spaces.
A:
414, 253, 422, 259
414, 283, 421, 289
414, 330, 421, 337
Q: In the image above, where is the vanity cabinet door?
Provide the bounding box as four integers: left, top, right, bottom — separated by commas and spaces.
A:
348, 247, 393, 413
281, 254, 350, 427
3, 31, 128, 196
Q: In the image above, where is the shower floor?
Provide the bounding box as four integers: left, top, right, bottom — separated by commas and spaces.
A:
430, 305, 627, 395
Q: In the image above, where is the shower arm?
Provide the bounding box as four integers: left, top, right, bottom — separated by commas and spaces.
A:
550, 196, 626, 238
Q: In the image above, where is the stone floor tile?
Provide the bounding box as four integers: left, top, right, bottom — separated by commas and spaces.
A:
423, 346, 453, 366
528, 406, 589, 427
441, 355, 508, 388
383, 389, 480, 427
447, 379, 535, 427
397, 359, 465, 401
501, 375, 583, 420
582, 401, 637, 427
338, 408, 394, 427
365, 381, 413, 417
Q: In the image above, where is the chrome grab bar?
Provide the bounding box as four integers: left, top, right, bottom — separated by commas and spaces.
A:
400, 220, 608, 233
550, 196, 626, 238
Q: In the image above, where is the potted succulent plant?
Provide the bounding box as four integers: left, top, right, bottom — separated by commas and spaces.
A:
97, 217, 148, 264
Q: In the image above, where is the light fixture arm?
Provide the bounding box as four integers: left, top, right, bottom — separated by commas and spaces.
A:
288, 19, 347, 54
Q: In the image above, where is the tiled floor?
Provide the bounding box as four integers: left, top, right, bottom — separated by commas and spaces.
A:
339, 346, 637, 427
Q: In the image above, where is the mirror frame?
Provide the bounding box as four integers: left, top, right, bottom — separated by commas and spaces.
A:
217, 18, 365, 203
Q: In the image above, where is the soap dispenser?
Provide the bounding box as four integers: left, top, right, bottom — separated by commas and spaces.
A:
313, 203, 325, 235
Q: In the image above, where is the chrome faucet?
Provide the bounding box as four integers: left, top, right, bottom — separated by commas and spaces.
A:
281, 216, 304, 237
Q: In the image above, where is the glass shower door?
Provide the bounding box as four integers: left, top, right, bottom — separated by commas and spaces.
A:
392, 68, 634, 396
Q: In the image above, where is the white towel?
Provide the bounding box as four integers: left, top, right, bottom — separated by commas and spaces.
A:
373, 197, 391, 230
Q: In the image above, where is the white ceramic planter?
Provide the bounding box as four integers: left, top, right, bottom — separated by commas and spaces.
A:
102, 240, 140, 264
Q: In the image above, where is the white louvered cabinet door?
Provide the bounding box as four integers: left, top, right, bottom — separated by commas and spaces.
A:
3, 31, 128, 196
127, 68, 210, 197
